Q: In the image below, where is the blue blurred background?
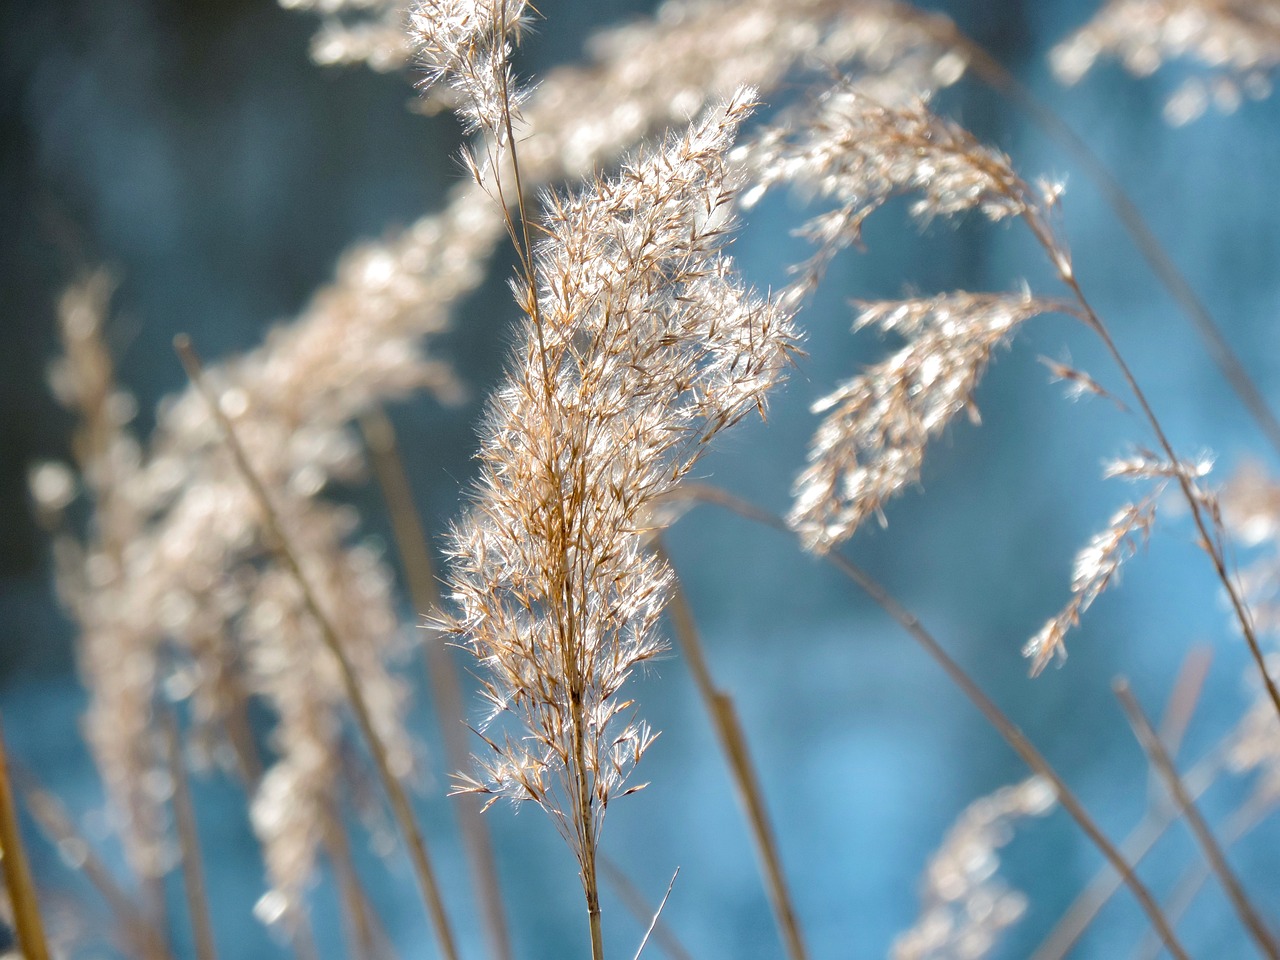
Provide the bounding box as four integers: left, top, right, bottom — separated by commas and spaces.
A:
4, 0, 1280, 957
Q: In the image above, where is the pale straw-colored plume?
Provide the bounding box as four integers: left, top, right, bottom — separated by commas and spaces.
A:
45, 0, 949, 925
1052, 0, 1280, 124
892, 777, 1057, 960
296, 0, 968, 185
292, 0, 966, 128
736, 87, 1068, 551
242, 499, 413, 926
1025, 496, 1160, 677
43, 283, 421, 926
410, 0, 532, 136
54, 101, 501, 922
1024, 451, 1214, 674
33, 154, 460, 928
445, 87, 796, 944
36, 273, 173, 881
282, 0, 410, 72
789, 291, 1063, 553
543, 0, 965, 181
740, 85, 1049, 302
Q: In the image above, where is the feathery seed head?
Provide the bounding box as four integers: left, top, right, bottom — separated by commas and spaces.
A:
789, 291, 1059, 553
1052, 0, 1280, 124
410, 0, 532, 135
1024, 448, 1214, 674
447, 89, 796, 865
892, 777, 1056, 960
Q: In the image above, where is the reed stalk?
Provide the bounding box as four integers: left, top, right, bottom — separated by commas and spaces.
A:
15, 765, 173, 960
1114, 679, 1279, 958
656, 539, 808, 960
1031, 649, 1217, 960
361, 408, 513, 960
1135, 793, 1278, 960
0, 716, 50, 960
600, 855, 696, 960
160, 704, 219, 960
676, 483, 1191, 960
175, 336, 461, 960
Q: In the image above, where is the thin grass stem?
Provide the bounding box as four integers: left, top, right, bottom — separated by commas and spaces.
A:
600, 856, 695, 960
632, 868, 679, 960
174, 335, 461, 960
1114, 679, 1279, 958
320, 796, 388, 960
1031, 650, 1218, 960
14, 765, 173, 960
675, 484, 1191, 960
1136, 794, 1278, 960
160, 704, 218, 960
210, 661, 377, 960
0, 718, 52, 960
656, 539, 808, 960
1155, 649, 1214, 787
360, 408, 513, 960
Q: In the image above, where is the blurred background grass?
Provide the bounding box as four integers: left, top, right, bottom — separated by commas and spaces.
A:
3, 1, 1280, 956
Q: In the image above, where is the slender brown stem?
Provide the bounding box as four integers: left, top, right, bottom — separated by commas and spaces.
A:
907, 9, 1280, 458
1115, 680, 1279, 958
1018, 202, 1280, 728
0, 717, 51, 960
174, 336, 461, 960
676, 484, 1191, 960
320, 796, 389, 960
1031, 649, 1216, 960
14, 765, 174, 960
656, 539, 808, 960
361, 408, 513, 960
1156, 648, 1214, 784
143, 872, 170, 958
825, 554, 1189, 959
485, 5, 602, 952
600, 856, 696, 960
290, 918, 322, 960
1031, 750, 1226, 960
220, 655, 265, 787
160, 705, 218, 960
1136, 794, 1277, 960
209, 659, 378, 960
586, 885, 605, 960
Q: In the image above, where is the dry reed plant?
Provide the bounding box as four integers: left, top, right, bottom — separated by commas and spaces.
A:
441, 84, 797, 950
410, 11, 795, 955
14, 0, 1280, 957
